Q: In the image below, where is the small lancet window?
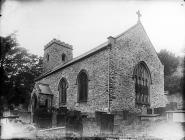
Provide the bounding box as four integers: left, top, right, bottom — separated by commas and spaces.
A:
62, 54, 66, 62
46, 54, 50, 62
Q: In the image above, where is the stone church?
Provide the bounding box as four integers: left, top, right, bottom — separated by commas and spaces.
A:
31, 13, 166, 132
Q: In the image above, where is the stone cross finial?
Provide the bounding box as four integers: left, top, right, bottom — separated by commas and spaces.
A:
136, 10, 142, 23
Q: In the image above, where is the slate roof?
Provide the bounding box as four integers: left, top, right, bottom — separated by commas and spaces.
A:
35, 22, 140, 81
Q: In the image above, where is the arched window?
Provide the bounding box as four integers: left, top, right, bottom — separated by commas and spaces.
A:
133, 62, 151, 105
77, 70, 88, 102
58, 78, 68, 105
62, 53, 66, 62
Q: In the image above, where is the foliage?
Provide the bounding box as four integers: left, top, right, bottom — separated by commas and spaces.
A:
0, 34, 43, 109
158, 49, 179, 77
0, 34, 17, 84
0, 34, 17, 67
0, 34, 17, 113
158, 49, 183, 95
164, 75, 183, 94
183, 57, 185, 102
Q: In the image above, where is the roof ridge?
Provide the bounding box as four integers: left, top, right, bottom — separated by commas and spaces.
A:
35, 22, 141, 81
115, 22, 140, 39
35, 41, 109, 81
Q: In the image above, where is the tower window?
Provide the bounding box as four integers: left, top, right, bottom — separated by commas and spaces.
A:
46, 54, 50, 62
62, 54, 66, 62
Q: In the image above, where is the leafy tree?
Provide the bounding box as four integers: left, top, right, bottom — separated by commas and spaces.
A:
164, 75, 183, 94
0, 34, 17, 82
0, 34, 43, 109
0, 34, 17, 114
158, 49, 183, 95
183, 57, 185, 105
158, 49, 179, 77
5, 47, 43, 107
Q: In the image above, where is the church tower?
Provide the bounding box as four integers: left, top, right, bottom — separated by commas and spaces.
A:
43, 39, 73, 73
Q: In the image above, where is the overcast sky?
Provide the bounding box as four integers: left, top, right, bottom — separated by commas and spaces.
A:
1, 0, 185, 57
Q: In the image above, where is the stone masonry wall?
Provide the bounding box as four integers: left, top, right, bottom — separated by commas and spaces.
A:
37, 48, 110, 113
36, 22, 166, 114
109, 23, 167, 113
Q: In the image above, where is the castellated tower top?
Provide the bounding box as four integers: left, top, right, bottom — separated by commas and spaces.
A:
44, 38, 73, 50
43, 38, 73, 73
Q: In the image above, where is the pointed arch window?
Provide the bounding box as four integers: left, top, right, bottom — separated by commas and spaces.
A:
133, 62, 151, 105
77, 70, 88, 102
58, 78, 68, 105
